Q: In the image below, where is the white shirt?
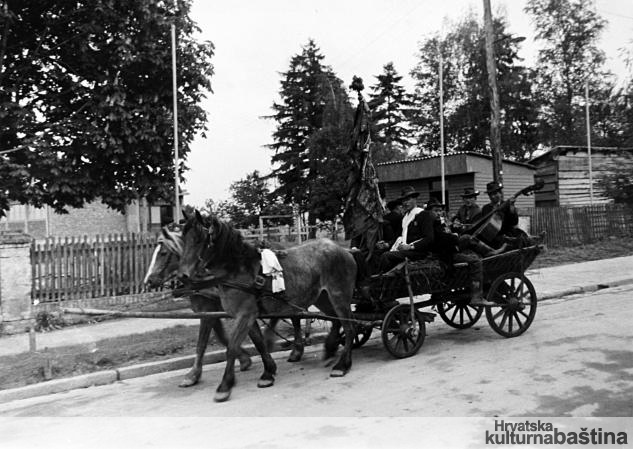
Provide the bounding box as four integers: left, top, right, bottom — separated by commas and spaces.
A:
391, 206, 423, 251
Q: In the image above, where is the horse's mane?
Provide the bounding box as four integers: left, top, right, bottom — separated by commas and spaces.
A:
203, 215, 260, 273
159, 223, 183, 256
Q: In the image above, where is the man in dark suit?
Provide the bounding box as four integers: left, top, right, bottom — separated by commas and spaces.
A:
381, 198, 403, 246
378, 186, 435, 272
480, 181, 520, 249
451, 187, 482, 233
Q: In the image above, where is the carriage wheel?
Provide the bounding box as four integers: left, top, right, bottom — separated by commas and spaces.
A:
437, 297, 483, 329
381, 304, 426, 358
485, 272, 537, 338
338, 323, 374, 349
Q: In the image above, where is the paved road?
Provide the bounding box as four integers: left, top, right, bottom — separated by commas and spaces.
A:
1, 284, 632, 418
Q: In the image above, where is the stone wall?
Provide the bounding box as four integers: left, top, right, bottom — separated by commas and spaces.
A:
0, 232, 34, 334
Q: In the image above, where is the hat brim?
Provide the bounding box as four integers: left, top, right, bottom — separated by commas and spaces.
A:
399, 192, 420, 201
462, 191, 480, 198
486, 188, 502, 194
386, 200, 402, 209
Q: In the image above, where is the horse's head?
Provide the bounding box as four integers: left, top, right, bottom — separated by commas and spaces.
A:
178, 209, 213, 281
144, 223, 183, 288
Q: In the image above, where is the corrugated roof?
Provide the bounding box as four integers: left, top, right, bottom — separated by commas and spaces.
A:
529, 145, 633, 164
376, 151, 535, 169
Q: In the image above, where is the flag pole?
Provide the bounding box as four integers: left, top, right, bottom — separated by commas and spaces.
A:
171, 0, 181, 221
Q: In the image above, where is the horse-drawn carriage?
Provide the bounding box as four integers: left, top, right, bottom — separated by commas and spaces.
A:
345, 243, 542, 359
65, 210, 542, 402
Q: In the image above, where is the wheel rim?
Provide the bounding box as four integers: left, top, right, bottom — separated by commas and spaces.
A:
381, 305, 426, 358
437, 297, 483, 329
485, 272, 537, 337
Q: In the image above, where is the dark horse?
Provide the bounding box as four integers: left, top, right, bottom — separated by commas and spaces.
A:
178, 211, 357, 402
143, 223, 253, 386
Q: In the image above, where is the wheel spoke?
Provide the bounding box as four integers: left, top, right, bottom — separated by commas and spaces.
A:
464, 305, 475, 321
508, 313, 513, 333
517, 309, 530, 320
512, 311, 524, 329
449, 305, 459, 322
492, 308, 505, 321
498, 310, 509, 329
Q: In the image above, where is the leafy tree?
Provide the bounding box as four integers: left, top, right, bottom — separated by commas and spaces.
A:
598, 154, 633, 205
266, 40, 353, 226
0, 0, 214, 216
409, 11, 538, 159
525, 0, 608, 146
367, 62, 410, 162
204, 170, 292, 228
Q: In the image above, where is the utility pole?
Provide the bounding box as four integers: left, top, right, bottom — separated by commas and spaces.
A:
171, 0, 181, 222
585, 80, 594, 205
483, 0, 503, 185
439, 45, 446, 204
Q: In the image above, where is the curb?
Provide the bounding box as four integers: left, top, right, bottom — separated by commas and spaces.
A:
538, 277, 633, 301
0, 332, 329, 405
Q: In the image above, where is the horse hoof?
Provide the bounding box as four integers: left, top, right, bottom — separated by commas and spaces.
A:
257, 378, 275, 388
178, 377, 198, 388
239, 357, 253, 372
287, 351, 302, 363
330, 369, 346, 378
214, 391, 231, 402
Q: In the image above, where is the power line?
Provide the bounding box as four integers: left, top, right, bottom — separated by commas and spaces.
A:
598, 9, 633, 21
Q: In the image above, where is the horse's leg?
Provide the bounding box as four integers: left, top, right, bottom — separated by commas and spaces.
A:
215, 312, 254, 402
327, 288, 355, 378
323, 311, 341, 360
179, 317, 212, 387
287, 317, 304, 362
263, 317, 280, 352
247, 322, 277, 388
212, 318, 252, 372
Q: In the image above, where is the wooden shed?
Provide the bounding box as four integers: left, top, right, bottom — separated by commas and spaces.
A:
529, 146, 633, 207
376, 152, 536, 216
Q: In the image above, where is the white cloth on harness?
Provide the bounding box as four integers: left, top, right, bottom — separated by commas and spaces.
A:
260, 249, 285, 293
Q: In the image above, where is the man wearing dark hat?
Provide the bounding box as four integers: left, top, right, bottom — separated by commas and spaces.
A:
378, 186, 436, 273
480, 181, 519, 248
451, 187, 482, 233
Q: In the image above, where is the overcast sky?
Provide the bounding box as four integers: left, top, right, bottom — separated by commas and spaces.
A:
182, 0, 632, 208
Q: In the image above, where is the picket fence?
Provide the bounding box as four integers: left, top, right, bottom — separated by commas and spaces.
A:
31, 233, 159, 303
29, 205, 632, 302
524, 204, 633, 247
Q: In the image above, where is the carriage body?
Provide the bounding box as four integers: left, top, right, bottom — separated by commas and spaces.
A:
351, 245, 543, 358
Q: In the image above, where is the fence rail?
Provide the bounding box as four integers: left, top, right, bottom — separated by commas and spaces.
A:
31, 233, 159, 303
31, 205, 631, 302
523, 204, 633, 247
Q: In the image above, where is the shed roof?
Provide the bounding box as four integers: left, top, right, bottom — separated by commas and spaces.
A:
529, 145, 633, 165
376, 151, 535, 169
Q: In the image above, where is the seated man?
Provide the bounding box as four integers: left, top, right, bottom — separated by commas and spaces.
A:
451, 187, 482, 233
378, 186, 435, 273
428, 199, 496, 306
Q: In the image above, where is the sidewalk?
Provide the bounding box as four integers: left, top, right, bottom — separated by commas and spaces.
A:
1, 255, 633, 358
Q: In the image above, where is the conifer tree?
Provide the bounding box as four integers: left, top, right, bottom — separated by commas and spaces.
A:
367, 62, 411, 162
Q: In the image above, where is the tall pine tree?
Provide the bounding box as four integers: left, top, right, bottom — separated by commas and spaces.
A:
266, 40, 352, 225
367, 62, 411, 162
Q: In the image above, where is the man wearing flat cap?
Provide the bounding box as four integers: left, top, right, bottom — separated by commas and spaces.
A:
378, 186, 436, 272
451, 187, 482, 233
480, 181, 519, 248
